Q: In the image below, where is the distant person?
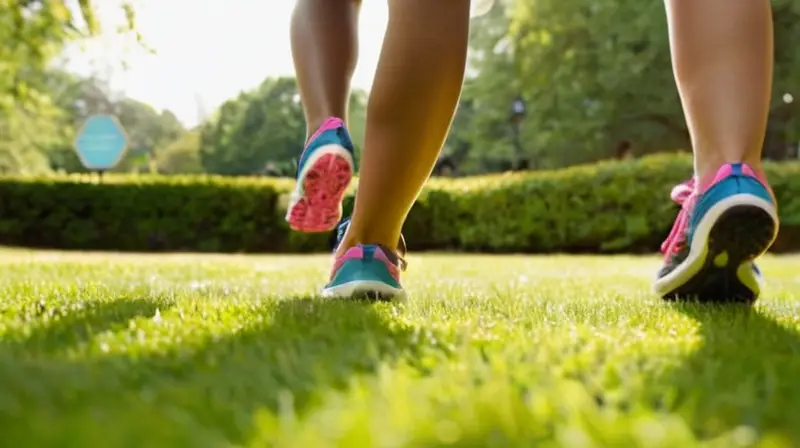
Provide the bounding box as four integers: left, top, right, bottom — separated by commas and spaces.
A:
615, 141, 633, 160
433, 156, 457, 177
262, 162, 282, 177
515, 158, 531, 171
286, 0, 779, 304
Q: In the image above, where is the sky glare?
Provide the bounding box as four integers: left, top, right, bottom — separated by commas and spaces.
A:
63, 0, 389, 127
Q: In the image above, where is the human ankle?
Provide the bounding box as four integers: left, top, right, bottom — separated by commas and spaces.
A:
694, 156, 763, 183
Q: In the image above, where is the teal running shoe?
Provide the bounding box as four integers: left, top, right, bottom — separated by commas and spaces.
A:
322, 218, 407, 301
654, 163, 779, 303
286, 117, 355, 233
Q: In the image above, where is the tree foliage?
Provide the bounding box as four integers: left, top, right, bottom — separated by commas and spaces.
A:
2, 0, 799, 178
198, 77, 368, 176
156, 128, 203, 174
0, 0, 138, 110
0, 0, 175, 175
449, 0, 800, 172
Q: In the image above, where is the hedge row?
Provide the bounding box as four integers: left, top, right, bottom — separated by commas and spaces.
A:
0, 154, 798, 253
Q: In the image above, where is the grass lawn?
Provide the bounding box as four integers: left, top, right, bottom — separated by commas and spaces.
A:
0, 250, 799, 447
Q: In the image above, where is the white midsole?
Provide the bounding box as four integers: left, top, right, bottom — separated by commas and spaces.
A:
285, 144, 354, 220
322, 280, 406, 302
295, 145, 353, 196
653, 194, 778, 296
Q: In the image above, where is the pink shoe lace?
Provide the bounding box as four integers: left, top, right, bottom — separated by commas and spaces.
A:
661, 178, 697, 258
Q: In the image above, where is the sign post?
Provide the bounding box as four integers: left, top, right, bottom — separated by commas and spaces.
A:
74, 114, 129, 181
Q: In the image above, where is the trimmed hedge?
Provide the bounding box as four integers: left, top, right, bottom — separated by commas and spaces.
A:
0, 154, 798, 253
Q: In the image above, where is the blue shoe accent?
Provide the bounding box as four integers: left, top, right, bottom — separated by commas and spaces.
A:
687, 173, 775, 245
296, 121, 355, 177
654, 163, 779, 303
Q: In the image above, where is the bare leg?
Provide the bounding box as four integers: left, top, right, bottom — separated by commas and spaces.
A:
665, 0, 773, 180
291, 0, 360, 139
654, 0, 778, 303
337, 0, 472, 256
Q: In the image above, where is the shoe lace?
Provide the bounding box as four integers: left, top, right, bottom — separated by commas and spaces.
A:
661, 178, 696, 256
396, 234, 408, 272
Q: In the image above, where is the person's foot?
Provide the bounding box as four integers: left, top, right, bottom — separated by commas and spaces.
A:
321, 218, 407, 300
286, 117, 355, 233
653, 163, 779, 303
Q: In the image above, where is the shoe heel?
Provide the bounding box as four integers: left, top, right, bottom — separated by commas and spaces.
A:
708, 203, 778, 265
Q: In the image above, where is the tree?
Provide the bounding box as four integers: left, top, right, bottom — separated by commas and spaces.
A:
446, 0, 523, 174
348, 88, 368, 157
114, 99, 185, 172
199, 77, 306, 175
156, 129, 203, 174
0, 69, 72, 174
766, 0, 800, 160
507, 0, 685, 166
33, 71, 185, 173
1, 0, 137, 110
0, 1, 144, 174
453, 0, 800, 171
508, 0, 800, 165
0, 111, 59, 175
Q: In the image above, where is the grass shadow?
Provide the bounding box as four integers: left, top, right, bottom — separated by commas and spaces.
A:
0, 297, 172, 356
0, 295, 441, 446
659, 302, 800, 443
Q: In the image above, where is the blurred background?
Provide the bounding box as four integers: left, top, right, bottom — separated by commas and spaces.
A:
1, 0, 798, 178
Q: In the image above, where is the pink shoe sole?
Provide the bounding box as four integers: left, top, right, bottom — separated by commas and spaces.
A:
287, 153, 353, 233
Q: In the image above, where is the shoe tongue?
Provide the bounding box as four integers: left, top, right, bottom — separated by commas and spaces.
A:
397, 233, 407, 257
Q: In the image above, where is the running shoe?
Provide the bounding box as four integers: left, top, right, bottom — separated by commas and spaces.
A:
286, 117, 355, 233
322, 218, 408, 300
654, 163, 779, 303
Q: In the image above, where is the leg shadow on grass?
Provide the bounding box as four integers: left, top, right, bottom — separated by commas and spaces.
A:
0, 297, 173, 356
656, 303, 800, 443
0, 295, 441, 445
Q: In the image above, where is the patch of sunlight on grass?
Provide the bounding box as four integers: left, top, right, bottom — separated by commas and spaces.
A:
0, 251, 798, 447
